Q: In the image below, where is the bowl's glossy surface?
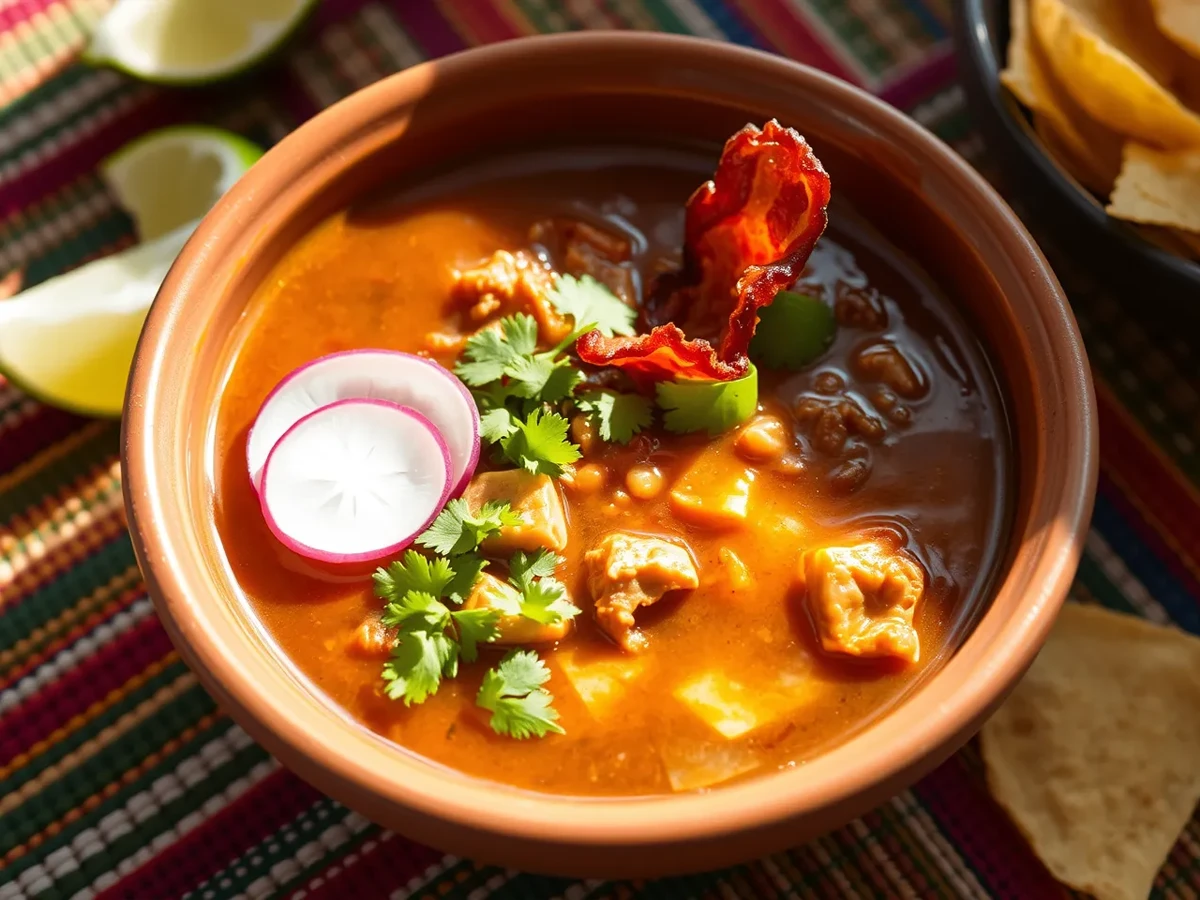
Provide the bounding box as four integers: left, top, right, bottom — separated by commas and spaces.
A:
122, 32, 1097, 878
953, 0, 1200, 301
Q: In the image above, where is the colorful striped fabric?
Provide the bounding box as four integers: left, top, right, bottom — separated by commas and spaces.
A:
0, 1, 1197, 898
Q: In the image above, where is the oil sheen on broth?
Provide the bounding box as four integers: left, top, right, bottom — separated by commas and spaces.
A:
212, 145, 1010, 796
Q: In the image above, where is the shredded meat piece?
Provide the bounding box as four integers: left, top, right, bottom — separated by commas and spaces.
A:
794, 395, 885, 455
854, 342, 927, 399
834, 284, 888, 330
452, 250, 572, 343
585, 533, 699, 652
530, 217, 636, 302
797, 541, 925, 663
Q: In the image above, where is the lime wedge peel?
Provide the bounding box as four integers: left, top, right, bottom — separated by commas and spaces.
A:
0, 126, 263, 418
83, 0, 318, 86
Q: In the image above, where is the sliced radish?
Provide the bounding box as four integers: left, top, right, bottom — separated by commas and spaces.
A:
259, 399, 451, 564
247, 350, 479, 497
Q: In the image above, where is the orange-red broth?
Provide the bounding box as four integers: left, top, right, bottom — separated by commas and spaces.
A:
212, 146, 1010, 796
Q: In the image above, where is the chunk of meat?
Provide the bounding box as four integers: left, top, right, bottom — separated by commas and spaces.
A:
853, 341, 927, 399
461, 470, 568, 554
530, 217, 636, 303
347, 616, 395, 659
794, 395, 885, 455
452, 250, 572, 343
797, 542, 925, 663
669, 443, 756, 529
464, 572, 571, 645
585, 533, 699, 652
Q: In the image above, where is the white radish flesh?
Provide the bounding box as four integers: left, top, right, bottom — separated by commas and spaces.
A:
259, 399, 450, 564
247, 349, 479, 496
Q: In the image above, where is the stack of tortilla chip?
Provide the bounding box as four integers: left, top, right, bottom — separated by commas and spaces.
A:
1002, 0, 1200, 259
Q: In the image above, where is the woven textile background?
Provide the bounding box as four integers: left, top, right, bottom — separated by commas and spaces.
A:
1, 1, 1199, 898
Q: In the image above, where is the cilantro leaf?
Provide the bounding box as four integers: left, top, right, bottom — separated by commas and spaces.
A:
476, 650, 564, 739
455, 314, 542, 387
455, 328, 520, 386
508, 549, 562, 589
501, 313, 539, 355
536, 359, 586, 404
450, 607, 501, 662
575, 389, 653, 444
548, 274, 636, 337
504, 354, 567, 400
479, 407, 518, 443
417, 499, 523, 556
505, 550, 577, 624
517, 577, 579, 625
382, 629, 458, 705
373, 551, 455, 602
749, 291, 836, 371
444, 553, 488, 605
656, 364, 759, 436
380, 591, 451, 630
500, 409, 581, 477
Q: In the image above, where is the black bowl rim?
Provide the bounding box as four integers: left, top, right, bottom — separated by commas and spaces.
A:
956, 0, 1200, 290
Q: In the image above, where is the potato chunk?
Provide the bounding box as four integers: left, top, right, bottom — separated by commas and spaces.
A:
558, 651, 644, 718
674, 668, 819, 739
798, 542, 924, 662
461, 470, 568, 554
464, 573, 571, 645
584, 533, 699, 652
669, 445, 756, 529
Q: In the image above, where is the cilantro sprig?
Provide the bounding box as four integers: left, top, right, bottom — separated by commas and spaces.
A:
375, 507, 570, 738
507, 549, 579, 625
477, 650, 565, 739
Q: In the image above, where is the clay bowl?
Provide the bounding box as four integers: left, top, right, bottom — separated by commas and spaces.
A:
122, 32, 1097, 878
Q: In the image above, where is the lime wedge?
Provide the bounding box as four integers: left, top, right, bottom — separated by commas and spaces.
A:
84, 0, 316, 85
0, 127, 262, 417
101, 126, 264, 241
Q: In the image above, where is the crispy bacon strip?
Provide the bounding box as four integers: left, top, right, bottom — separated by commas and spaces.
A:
576, 120, 831, 384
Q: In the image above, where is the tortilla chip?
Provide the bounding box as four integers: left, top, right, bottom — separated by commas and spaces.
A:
1150, 0, 1200, 59
1031, 0, 1200, 149
981, 603, 1200, 900
1108, 142, 1200, 232
1004, 0, 1124, 190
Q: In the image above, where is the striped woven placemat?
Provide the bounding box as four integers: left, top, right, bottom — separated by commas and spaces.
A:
2, 1, 1198, 898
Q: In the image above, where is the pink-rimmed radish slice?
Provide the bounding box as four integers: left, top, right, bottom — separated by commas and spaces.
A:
247, 349, 479, 497
259, 399, 451, 565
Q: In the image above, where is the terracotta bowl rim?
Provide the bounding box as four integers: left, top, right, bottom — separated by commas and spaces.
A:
123, 32, 1097, 851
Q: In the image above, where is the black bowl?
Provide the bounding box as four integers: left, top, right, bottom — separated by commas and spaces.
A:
952, 0, 1200, 300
